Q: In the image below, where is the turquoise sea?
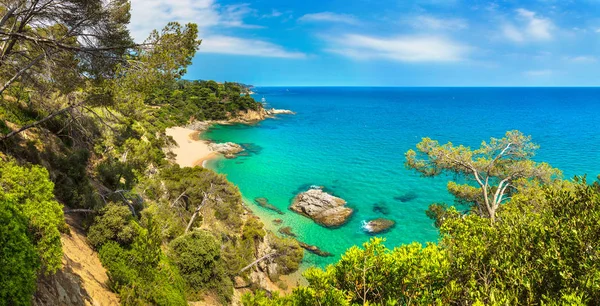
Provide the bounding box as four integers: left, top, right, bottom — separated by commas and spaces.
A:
204, 87, 600, 267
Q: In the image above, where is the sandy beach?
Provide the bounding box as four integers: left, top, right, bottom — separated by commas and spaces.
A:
165, 127, 217, 167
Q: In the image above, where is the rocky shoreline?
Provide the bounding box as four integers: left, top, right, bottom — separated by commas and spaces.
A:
181, 107, 295, 164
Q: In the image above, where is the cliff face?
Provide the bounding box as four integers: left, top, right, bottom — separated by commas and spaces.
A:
33, 215, 119, 306
230, 108, 269, 123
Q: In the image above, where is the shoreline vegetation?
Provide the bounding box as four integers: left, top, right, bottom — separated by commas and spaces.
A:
165, 107, 296, 168
3, 3, 600, 305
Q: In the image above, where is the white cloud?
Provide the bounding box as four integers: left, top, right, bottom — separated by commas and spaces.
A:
129, 0, 303, 58
200, 35, 306, 58
503, 8, 554, 42
409, 15, 468, 30
262, 9, 283, 18
502, 24, 525, 42
565, 56, 598, 63
524, 69, 553, 76
298, 12, 359, 24
324, 34, 470, 62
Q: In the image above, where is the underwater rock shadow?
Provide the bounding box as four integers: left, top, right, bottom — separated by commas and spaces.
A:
394, 191, 418, 203
254, 197, 284, 215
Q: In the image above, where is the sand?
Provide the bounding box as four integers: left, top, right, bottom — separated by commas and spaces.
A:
165, 127, 217, 167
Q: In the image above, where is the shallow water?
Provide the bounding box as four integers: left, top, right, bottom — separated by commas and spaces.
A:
204, 87, 600, 267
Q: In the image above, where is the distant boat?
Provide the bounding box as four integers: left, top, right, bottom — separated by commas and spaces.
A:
261, 96, 266, 103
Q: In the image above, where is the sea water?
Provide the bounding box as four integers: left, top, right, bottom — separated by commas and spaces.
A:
204, 87, 600, 267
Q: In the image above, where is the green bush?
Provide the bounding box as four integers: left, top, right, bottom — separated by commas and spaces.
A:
0, 159, 65, 273
167, 230, 233, 302
99, 218, 187, 306
0, 200, 40, 306
87, 203, 138, 249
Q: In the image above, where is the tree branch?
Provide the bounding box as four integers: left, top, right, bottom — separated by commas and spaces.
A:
0, 98, 86, 141
238, 252, 281, 274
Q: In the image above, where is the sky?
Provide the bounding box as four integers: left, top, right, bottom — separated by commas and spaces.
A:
129, 0, 600, 86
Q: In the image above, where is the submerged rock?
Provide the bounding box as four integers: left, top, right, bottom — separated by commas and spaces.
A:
394, 191, 418, 203
208, 142, 244, 158
254, 197, 285, 215
362, 218, 396, 234
278, 226, 297, 237
290, 188, 353, 228
298, 241, 333, 257
372, 201, 390, 215
272, 219, 283, 225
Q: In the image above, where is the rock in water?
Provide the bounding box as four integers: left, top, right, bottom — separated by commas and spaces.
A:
208, 142, 243, 158
278, 226, 297, 237
362, 218, 396, 234
254, 197, 284, 215
372, 201, 390, 215
394, 191, 418, 203
290, 188, 353, 228
298, 241, 333, 257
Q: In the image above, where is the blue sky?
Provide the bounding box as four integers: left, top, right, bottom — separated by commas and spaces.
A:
129, 0, 600, 86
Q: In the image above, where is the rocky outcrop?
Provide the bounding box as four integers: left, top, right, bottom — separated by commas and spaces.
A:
208, 142, 243, 158
278, 226, 296, 237
256, 234, 280, 281
231, 108, 269, 123
266, 108, 296, 115
298, 241, 333, 257
185, 121, 211, 132
362, 218, 396, 234
254, 197, 285, 215
290, 188, 353, 228
34, 215, 119, 306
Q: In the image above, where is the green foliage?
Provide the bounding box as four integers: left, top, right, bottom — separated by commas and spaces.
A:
167, 230, 233, 302
437, 178, 600, 304
143, 165, 245, 233
0, 159, 65, 273
145, 80, 262, 130
246, 178, 600, 306
99, 217, 187, 305
47, 149, 100, 209
0, 199, 40, 306
268, 233, 303, 277
87, 203, 138, 249
406, 130, 561, 221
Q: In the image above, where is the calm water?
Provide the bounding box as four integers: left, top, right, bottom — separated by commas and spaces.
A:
204, 87, 600, 267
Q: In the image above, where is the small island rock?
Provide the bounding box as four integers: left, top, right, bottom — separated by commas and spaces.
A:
362, 218, 396, 234
267, 108, 296, 115
290, 188, 353, 228
208, 142, 243, 158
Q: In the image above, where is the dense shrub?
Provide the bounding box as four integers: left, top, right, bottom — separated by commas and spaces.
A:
167, 230, 233, 302
0, 159, 65, 273
87, 203, 138, 249
99, 218, 187, 305
0, 200, 40, 306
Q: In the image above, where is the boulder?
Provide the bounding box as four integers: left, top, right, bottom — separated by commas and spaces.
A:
290, 188, 353, 228
362, 218, 396, 234
208, 142, 243, 158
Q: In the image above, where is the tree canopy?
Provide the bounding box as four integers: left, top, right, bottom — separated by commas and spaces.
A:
405, 130, 560, 221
